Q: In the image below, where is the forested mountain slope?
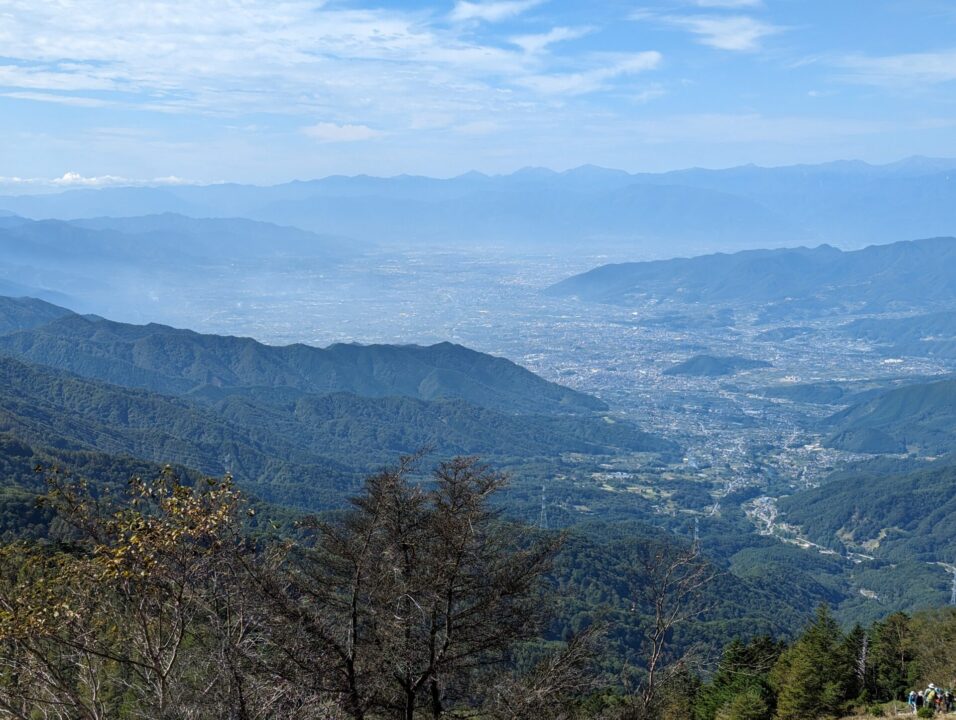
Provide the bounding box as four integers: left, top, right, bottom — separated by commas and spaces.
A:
0, 215, 356, 267
0, 297, 605, 415
0, 298, 676, 509
547, 237, 956, 311
779, 462, 956, 564
0, 296, 73, 334
824, 378, 956, 455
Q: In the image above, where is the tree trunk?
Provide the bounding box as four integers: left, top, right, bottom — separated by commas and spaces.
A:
430, 676, 443, 718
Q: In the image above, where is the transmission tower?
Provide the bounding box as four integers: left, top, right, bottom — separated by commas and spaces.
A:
950, 567, 956, 606
693, 516, 701, 551
538, 484, 549, 531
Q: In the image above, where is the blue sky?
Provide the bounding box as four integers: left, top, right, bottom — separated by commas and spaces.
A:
1, 0, 955, 187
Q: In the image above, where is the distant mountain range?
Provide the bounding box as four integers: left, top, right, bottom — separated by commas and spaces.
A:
0, 214, 360, 315
0, 214, 355, 265
2, 156, 955, 254
547, 237, 956, 316
0, 297, 675, 507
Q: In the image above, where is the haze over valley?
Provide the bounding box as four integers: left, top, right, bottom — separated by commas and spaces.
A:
3, 162, 956, 626
4, 1, 956, 717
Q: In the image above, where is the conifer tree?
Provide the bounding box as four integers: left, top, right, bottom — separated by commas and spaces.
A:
770, 605, 852, 720
869, 612, 915, 701
695, 636, 780, 720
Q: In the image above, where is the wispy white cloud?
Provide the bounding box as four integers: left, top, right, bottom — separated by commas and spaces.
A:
51, 171, 132, 187
0, 0, 669, 153
837, 49, 956, 87
509, 26, 592, 54
0, 172, 191, 188
302, 122, 384, 143
693, 0, 763, 8
0, 0, 630, 128
518, 52, 662, 96
660, 15, 783, 51
632, 9, 782, 52
0, 91, 113, 107
449, 0, 546, 23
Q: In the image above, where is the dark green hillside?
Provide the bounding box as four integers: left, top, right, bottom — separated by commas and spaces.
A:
762, 376, 937, 407
548, 236, 956, 311
197, 387, 676, 465
549, 522, 837, 670
779, 462, 956, 565
0, 355, 355, 507
0, 302, 605, 415
664, 354, 771, 377
0, 296, 73, 334
0, 432, 191, 541
824, 378, 956, 455
0, 354, 672, 509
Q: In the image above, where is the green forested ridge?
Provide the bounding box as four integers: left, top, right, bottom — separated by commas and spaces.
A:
0, 297, 606, 414
70, 212, 360, 261
0, 354, 675, 509
754, 326, 814, 342
823, 378, 956, 455
0, 295, 73, 334
779, 462, 956, 564
547, 237, 956, 312
760, 376, 935, 407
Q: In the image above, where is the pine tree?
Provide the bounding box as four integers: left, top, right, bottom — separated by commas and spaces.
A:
840, 624, 869, 701
869, 612, 915, 701
695, 637, 781, 720
771, 605, 852, 720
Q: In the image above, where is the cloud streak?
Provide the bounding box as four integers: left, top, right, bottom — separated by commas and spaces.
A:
693, 0, 763, 8
518, 52, 662, 95
659, 15, 783, 51
0, 172, 191, 189
449, 0, 545, 23
837, 49, 956, 87
0, 0, 651, 124
302, 123, 385, 143
510, 26, 592, 54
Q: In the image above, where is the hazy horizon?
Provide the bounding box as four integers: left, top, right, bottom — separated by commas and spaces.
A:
3, 1, 956, 186
3, 152, 955, 195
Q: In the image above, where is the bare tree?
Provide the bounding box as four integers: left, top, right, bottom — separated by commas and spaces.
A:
614, 537, 713, 719
0, 457, 567, 720
258, 455, 562, 720
0, 468, 281, 720
483, 624, 604, 720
